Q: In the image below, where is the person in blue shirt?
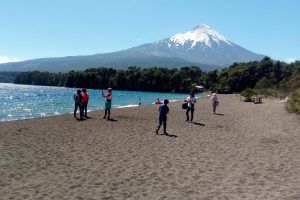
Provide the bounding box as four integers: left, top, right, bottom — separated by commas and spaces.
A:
156, 99, 169, 135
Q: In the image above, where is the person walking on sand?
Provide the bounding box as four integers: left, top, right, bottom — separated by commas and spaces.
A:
74, 89, 84, 120
102, 88, 112, 120
156, 99, 169, 135
82, 88, 89, 118
211, 93, 219, 114
186, 92, 196, 122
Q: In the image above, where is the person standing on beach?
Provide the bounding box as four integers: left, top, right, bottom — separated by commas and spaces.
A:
186, 92, 196, 122
74, 89, 84, 120
102, 88, 112, 120
82, 88, 89, 118
139, 98, 141, 106
211, 93, 219, 114
156, 99, 169, 135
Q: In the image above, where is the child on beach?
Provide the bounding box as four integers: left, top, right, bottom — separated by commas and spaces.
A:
82, 88, 89, 118
155, 98, 162, 104
186, 92, 196, 122
210, 93, 219, 114
156, 99, 169, 135
102, 88, 112, 120
74, 89, 84, 120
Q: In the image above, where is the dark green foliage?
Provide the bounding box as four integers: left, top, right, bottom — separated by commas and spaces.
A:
240, 88, 255, 100
287, 88, 300, 114
255, 77, 273, 89
0, 72, 20, 83
13, 66, 205, 93
14, 71, 67, 86
216, 57, 299, 93
12, 57, 300, 97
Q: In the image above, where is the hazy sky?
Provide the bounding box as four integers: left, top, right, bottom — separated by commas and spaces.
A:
0, 0, 299, 63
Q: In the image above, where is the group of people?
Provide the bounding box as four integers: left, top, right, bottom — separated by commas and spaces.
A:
155, 92, 219, 135
73, 88, 113, 120
74, 88, 220, 136
73, 88, 89, 120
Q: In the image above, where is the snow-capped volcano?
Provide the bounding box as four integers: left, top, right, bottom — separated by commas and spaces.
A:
0, 24, 264, 72
131, 24, 264, 67
170, 24, 232, 48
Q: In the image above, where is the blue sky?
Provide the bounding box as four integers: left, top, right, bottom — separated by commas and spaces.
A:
0, 0, 299, 63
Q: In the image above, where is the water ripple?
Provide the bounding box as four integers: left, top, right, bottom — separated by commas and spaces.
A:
0, 83, 200, 121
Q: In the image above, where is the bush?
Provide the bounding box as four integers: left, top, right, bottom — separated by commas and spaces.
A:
287, 88, 300, 114
240, 88, 255, 101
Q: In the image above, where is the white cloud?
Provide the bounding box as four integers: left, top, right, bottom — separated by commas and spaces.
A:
286, 57, 298, 64
0, 56, 21, 64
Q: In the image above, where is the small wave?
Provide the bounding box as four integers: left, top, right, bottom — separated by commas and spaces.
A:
116, 104, 139, 108
169, 99, 181, 102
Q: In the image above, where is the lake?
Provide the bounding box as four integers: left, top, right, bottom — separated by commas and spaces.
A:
0, 83, 203, 121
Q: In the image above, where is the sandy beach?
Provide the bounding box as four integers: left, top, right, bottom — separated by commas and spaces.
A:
0, 94, 300, 200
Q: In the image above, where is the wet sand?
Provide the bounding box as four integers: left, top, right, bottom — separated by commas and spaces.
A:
1, 94, 300, 200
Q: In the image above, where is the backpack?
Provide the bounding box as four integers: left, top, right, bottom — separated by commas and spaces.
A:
74, 94, 82, 105
182, 101, 188, 109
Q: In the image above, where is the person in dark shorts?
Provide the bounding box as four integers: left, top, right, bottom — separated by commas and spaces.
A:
82, 88, 89, 118
156, 99, 169, 135
74, 89, 84, 120
186, 92, 196, 122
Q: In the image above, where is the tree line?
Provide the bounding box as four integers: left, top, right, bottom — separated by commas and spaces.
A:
0, 71, 20, 83
14, 57, 299, 94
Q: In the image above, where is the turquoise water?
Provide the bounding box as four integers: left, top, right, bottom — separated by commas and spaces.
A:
0, 83, 203, 122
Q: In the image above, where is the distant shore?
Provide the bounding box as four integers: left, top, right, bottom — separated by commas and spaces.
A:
0, 94, 299, 199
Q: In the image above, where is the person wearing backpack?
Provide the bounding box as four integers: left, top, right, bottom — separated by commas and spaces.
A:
74, 89, 84, 120
186, 92, 196, 122
82, 88, 89, 118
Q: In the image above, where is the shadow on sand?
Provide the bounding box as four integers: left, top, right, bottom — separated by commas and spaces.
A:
214, 113, 224, 116
158, 132, 178, 138
76, 118, 86, 121
193, 122, 205, 126
107, 118, 118, 122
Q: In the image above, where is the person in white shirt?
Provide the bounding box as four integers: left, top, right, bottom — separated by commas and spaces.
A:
210, 93, 219, 114
186, 92, 196, 122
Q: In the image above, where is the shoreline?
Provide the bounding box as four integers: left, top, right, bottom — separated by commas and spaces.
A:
1, 94, 299, 199
0, 95, 208, 123
0, 89, 207, 122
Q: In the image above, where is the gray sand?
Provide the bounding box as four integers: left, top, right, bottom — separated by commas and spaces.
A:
0, 94, 299, 200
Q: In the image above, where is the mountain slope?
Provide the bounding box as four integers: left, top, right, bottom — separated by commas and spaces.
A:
0, 24, 264, 72
0, 50, 209, 72
131, 24, 264, 66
